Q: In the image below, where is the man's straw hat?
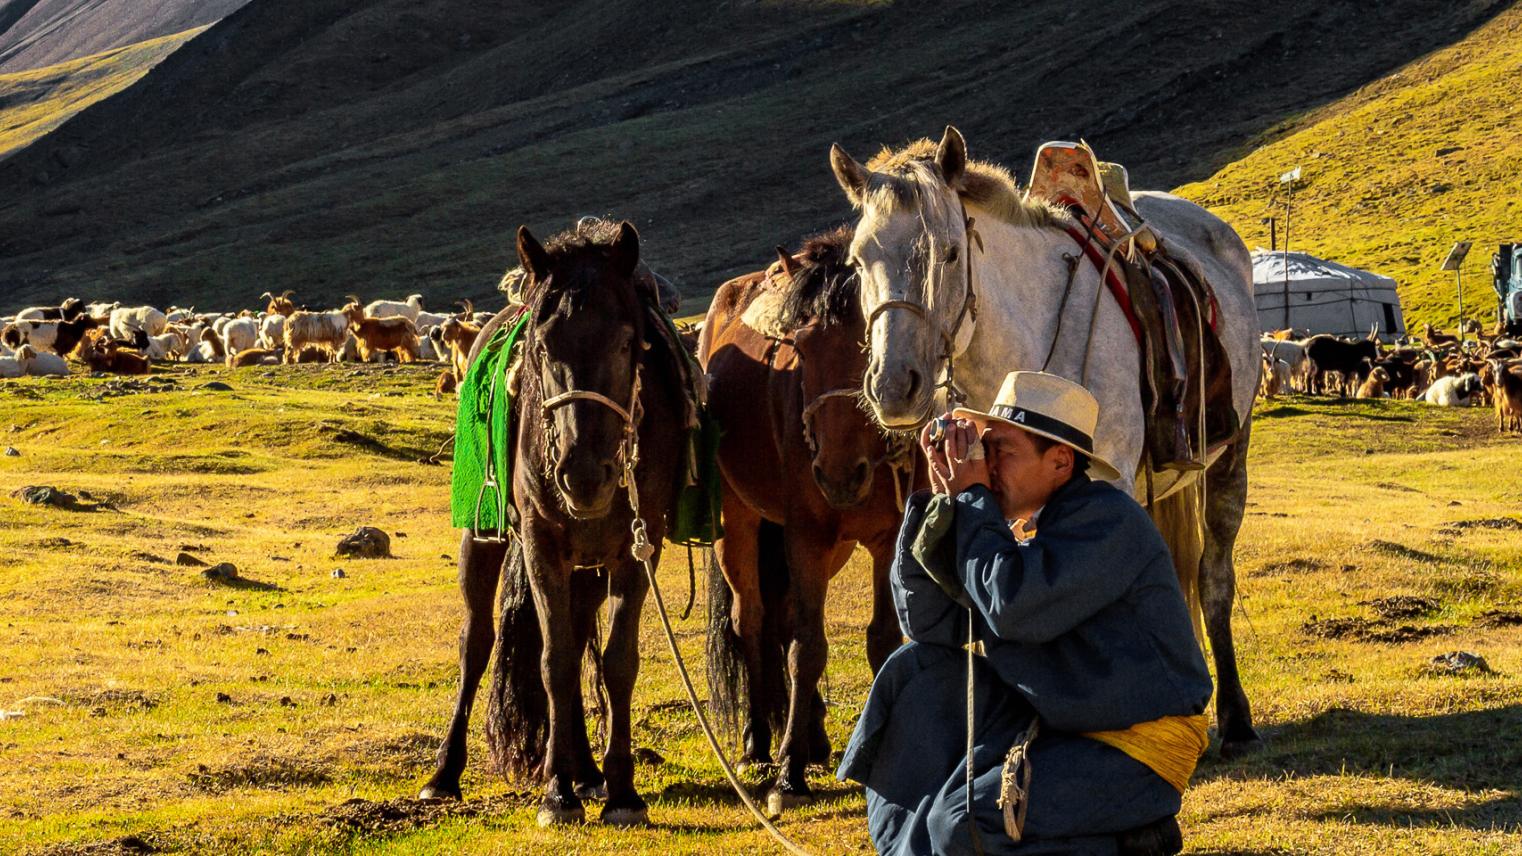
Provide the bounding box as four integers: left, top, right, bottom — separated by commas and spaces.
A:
953, 371, 1122, 482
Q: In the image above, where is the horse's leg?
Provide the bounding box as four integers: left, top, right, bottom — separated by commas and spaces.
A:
527, 544, 585, 826
807, 539, 859, 764
419, 532, 507, 800
569, 568, 608, 799
769, 526, 834, 811
1202, 418, 1263, 759
598, 557, 652, 825
862, 531, 902, 675
715, 492, 772, 767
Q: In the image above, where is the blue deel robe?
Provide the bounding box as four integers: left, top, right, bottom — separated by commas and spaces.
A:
837, 475, 1213, 856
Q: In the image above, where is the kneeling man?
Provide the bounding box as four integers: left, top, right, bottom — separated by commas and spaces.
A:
838, 371, 1212, 855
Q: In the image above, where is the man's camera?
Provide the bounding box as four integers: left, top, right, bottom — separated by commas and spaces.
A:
927, 416, 953, 449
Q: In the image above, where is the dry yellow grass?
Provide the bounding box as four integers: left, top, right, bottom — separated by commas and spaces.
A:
0, 27, 206, 161
1, 366, 1520, 854
1174, 6, 1522, 330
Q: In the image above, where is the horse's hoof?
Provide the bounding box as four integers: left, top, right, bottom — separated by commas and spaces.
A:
417, 779, 462, 801
601, 801, 649, 827
574, 782, 608, 801
766, 786, 814, 816
536, 797, 586, 827
736, 756, 773, 777
1220, 734, 1266, 760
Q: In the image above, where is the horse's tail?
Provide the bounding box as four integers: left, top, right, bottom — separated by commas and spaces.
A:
705, 544, 744, 745
1149, 477, 1206, 646
484, 539, 547, 779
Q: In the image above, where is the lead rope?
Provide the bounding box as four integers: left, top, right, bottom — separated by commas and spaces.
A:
620, 416, 818, 856
966, 607, 987, 855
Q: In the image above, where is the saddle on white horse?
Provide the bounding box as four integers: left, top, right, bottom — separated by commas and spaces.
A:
1026, 141, 1238, 475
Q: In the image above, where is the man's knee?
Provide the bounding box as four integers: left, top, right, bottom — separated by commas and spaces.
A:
879, 639, 962, 683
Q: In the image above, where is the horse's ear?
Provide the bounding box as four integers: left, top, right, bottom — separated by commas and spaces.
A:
935, 125, 967, 189
830, 143, 870, 207
517, 225, 552, 282
775, 246, 799, 280
611, 220, 641, 279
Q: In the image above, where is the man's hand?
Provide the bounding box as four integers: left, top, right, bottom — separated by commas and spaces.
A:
920, 413, 989, 496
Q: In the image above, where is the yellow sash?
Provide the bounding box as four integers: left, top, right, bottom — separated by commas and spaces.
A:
1082, 714, 1208, 793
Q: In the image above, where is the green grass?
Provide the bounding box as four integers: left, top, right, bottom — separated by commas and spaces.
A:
1174, 7, 1522, 330
2, 368, 1521, 854
0, 27, 207, 161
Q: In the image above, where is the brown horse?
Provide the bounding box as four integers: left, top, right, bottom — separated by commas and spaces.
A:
419, 218, 687, 827
700, 227, 922, 812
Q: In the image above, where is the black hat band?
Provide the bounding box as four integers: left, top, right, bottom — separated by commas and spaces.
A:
988, 405, 1094, 453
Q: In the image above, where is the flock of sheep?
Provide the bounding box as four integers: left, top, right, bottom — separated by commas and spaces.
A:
1259, 320, 1522, 431
0, 293, 493, 390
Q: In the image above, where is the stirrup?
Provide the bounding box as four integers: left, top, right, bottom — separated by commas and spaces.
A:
471, 477, 508, 543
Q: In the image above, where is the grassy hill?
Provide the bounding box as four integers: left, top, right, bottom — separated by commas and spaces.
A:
0, 0, 1510, 314
0, 27, 204, 160
0, 0, 247, 73
2, 368, 1521, 853
1175, 4, 1522, 330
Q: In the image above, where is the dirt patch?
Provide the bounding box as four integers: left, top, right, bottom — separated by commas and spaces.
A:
319, 794, 527, 835
1257, 557, 1327, 576
1301, 615, 1455, 644
187, 756, 331, 792
1477, 610, 1522, 628
32, 835, 157, 856
1448, 517, 1522, 531
1362, 595, 1440, 620
1363, 539, 1443, 564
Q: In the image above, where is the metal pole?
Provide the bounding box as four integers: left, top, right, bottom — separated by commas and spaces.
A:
1282, 184, 1293, 330
1457, 267, 1465, 349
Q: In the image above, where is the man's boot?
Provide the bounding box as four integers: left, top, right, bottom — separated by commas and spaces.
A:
1116, 814, 1183, 856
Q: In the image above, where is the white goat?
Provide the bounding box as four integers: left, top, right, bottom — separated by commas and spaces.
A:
109, 306, 167, 342
283, 307, 354, 363
1423, 373, 1482, 407
0, 345, 32, 378
25, 348, 69, 376
364, 294, 425, 322
259, 313, 287, 349
221, 317, 259, 356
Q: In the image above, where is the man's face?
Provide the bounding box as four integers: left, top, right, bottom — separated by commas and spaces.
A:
982, 422, 1071, 521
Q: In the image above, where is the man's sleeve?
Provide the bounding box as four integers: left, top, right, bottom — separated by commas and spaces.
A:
952, 484, 1145, 644
891, 491, 968, 648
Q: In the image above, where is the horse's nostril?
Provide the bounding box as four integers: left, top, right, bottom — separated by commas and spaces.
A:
855, 460, 870, 485
557, 470, 574, 494
903, 368, 922, 399
812, 464, 826, 485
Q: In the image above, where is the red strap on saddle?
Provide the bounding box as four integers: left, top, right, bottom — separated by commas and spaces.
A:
1063, 225, 1143, 344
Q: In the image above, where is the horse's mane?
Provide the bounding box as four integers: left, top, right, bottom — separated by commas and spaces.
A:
778, 225, 857, 330
542, 216, 627, 257
862, 139, 1068, 230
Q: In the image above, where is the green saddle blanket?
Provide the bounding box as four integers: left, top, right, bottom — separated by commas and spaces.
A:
447, 304, 722, 547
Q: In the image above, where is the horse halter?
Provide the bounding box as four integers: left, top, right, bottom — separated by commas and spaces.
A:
539, 360, 644, 485
862, 199, 981, 406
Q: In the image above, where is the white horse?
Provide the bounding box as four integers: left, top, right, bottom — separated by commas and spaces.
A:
829, 126, 1263, 757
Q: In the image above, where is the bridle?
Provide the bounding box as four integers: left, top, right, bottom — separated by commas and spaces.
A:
862, 197, 981, 407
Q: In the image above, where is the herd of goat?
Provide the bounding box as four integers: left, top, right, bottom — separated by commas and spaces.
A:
0, 292, 492, 394
1260, 320, 1522, 431
3, 292, 1521, 432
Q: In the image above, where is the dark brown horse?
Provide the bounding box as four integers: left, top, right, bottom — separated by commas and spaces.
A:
700, 227, 922, 812
419, 218, 686, 827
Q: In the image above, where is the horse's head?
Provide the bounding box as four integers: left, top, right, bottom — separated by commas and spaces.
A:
519, 218, 648, 519
777, 228, 882, 508
830, 126, 974, 430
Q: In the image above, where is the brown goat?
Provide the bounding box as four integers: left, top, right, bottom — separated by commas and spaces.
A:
349, 312, 420, 363
1355, 366, 1390, 399
260, 290, 298, 317
227, 347, 282, 368
77, 330, 150, 375
434, 369, 457, 399
436, 316, 481, 381
1493, 360, 1522, 433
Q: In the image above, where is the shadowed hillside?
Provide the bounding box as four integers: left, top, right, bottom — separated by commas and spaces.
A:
1176, 4, 1522, 330
0, 0, 1511, 313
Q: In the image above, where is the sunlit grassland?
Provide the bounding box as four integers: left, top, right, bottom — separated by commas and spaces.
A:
1, 367, 1520, 854
1174, 6, 1522, 329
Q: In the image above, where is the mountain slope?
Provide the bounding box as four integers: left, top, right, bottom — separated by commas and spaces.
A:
0, 26, 204, 160
1176, 4, 1522, 329
0, 0, 247, 73
0, 0, 1510, 313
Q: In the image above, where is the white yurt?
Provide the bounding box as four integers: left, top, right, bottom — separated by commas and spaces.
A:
1251, 250, 1406, 341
